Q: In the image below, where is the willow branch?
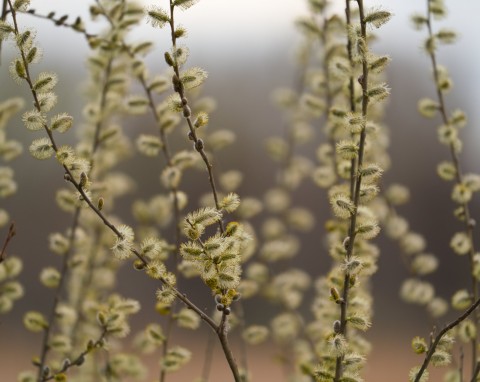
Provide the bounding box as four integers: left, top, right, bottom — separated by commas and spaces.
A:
0, 221, 15, 263
414, 296, 480, 382
167, 0, 224, 234
425, 0, 479, 372
334, 1, 369, 380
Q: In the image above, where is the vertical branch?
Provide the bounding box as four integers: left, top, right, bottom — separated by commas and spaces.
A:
164, 3, 241, 381
216, 311, 241, 382
167, 0, 224, 234
414, 296, 480, 382
0, 0, 7, 65
424, 0, 479, 372
37, 208, 81, 381
200, 333, 216, 382
334, 1, 372, 380
345, 0, 357, 200
0, 222, 15, 263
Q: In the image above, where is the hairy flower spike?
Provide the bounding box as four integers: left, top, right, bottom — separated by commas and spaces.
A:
173, 0, 198, 10
0, 21, 14, 39
33, 72, 58, 93
136, 134, 163, 157
450, 109, 467, 128
181, 67, 208, 90
411, 336, 428, 354
39, 267, 60, 288
431, 349, 451, 367
329, 334, 348, 357
24, 311, 48, 332
411, 14, 428, 30
37, 92, 58, 113
355, 220, 380, 239
437, 161, 456, 181
242, 325, 269, 345
219, 193, 241, 213
22, 110, 45, 131
10, 59, 26, 82
450, 232, 471, 255
29, 138, 54, 160
418, 98, 439, 118
161, 346, 192, 372
176, 308, 200, 330
111, 225, 135, 260
149, 75, 169, 94
368, 54, 391, 73
186, 207, 222, 227
411, 254, 438, 275
409, 366, 429, 382
429, 0, 446, 19
194, 112, 209, 129
49, 113, 73, 133
146, 261, 166, 280
146, 6, 170, 28
451, 289, 472, 311
364, 9, 392, 28
330, 194, 356, 219
347, 313, 372, 331
367, 83, 390, 102
336, 140, 358, 160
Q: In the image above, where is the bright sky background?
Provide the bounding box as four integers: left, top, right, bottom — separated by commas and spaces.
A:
2, 0, 476, 156
8, 0, 480, 157
23, 1, 480, 72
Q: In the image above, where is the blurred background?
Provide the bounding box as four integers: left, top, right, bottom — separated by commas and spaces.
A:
1, 0, 480, 381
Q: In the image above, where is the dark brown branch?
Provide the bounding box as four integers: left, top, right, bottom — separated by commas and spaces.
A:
0, 221, 16, 263
414, 296, 480, 382
167, 0, 224, 234
425, 0, 479, 372
334, 1, 369, 380
43, 327, 108, 381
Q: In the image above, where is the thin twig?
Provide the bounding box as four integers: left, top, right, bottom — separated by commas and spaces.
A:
0, 0, 7, 65
201, 332, 216, 382
36, 208, 81, 381
460, 347, 464, 382
425, 0, 479, 372
43, 327, 108, 381
0, 221, 16, 263
334, 1, 369, 380
470, 362, 480, 382
167, 0, 224, 234
414, 296, 480, 382
216, 311, 241, 382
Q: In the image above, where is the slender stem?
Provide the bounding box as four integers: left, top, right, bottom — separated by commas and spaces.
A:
470, 362, 480, 382
334, 1, 369, 381
201, 332, 216, 382
166, 4, 243, 381
91, 56, 114, 157
36, 208, 81, 381
216, 312, 241, 382
319, 15, 338, 172
167, 0, 224, 234
235, 303, 248, 374
0, 221, 15, 263
0, 0, 7, 65
425, 0, 478, 372
345, 0, 357, 200
68, 228, 101, 354
414, 296, 480, 382
159, 306, 175, 382
43, 327, 108, 381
